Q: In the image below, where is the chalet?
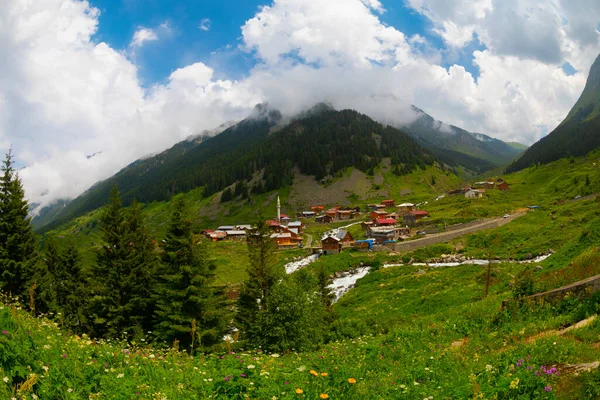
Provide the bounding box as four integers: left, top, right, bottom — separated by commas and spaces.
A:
338, 209, 355, 220
271, 232, 302, 248
396, 203, 415, 215
497, 182, 510, 191
279, 214, 292, 224
376, 218, 396, 227
483, 181, 495, 189
382, 199, 395, 208
322, 236, 342, 255
335, 229, 354, 245
287, 221, 304, 234
225, 230, 247, 240
370, 210, 389, 221
299, 211, 316, 218
367, 226, 411, 244
208, 231, 227, 242
311, 205, 325, 213
326, 209, 339, 219
403, 210, 430, 226
216, 225, 235, 231
465, 189, 484, 199
361, 221, 375, 229
316, 214, 333, 223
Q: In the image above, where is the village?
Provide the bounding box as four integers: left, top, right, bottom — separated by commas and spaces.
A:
200, 177, 513, 255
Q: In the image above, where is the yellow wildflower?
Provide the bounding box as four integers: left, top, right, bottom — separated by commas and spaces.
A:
320, 394, 329, 399
310, 370, 319, 377
321, 372, 328, 377
296, 388, 303, 394
348, 378, 357, 384
509, 378, 520, 390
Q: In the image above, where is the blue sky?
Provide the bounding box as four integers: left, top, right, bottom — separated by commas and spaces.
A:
90, 0, 485, 84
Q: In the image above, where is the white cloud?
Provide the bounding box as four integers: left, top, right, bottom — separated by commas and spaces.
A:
1, 0, 599, 212
199, 18, 211, 31
130, 27, 158, 48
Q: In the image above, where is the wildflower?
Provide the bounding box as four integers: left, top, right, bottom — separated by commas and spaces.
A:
241, 374, 247, 378
1, 330, 6, 335
321, 372, 328, 377
509, 378, 520, 390
545, 386, 552, 392
271, 354, 280, 358
348, 378, 357, 384
310, 370, 319, 377
320, 394, 329, 399
247, 365, 255, 369
296, 388, 303, 394
67, 388, 73, 393
62, 354, 67, 358
485, 365, 493, 372
117, 373, 124, 379
3, 376, 8, 383
516, 359, 524, 367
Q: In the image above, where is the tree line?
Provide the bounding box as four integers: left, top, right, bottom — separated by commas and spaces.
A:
0, 150, 333, 353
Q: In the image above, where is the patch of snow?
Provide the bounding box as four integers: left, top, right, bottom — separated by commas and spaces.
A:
284, 254, 320, 274
327, 267, 370, 303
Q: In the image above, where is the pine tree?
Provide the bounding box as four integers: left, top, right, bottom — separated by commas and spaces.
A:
236, 214, 281, 342
90, 185, 130, 337
60, 241, 87, 331
154, 195, 222, 351
0, 149, 37, 297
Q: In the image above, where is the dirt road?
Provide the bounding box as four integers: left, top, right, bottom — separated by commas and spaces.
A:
391, 212, 526, 252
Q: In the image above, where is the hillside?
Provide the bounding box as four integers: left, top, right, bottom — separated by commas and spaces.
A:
34, 105, 436, 231
400, 106, 524, 172
507, 53, 600, 172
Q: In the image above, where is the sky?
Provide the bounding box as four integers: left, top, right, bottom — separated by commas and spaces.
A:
1, 0, 599, 211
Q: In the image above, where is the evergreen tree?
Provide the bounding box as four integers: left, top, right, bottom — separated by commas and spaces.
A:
236, 214, 281, 342
0, 149, 37, 297
124, 200, 159, 335
90, 185, 130, 337
154, 195, 222, 351
60, 241, 87, 331
91, 187, 158, 338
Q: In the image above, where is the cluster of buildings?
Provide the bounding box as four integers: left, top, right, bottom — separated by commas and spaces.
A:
450, 178, 511, 199
297, 205, 360, 223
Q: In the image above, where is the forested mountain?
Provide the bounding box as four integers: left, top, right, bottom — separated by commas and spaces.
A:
507, 54, 600, 172
35, 104, 435, 231
399, 106, 524, 172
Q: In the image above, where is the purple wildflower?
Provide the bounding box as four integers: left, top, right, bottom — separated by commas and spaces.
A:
2, 330, 6, 335
516, 359, 524, 367
545, 385, 552, 392
241, 374, 246, 378
62, 354, 67, 358
285, 382, 289, 385
527, 365, 533, 371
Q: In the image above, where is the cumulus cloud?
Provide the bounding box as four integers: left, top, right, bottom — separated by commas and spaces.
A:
130, 27, 158, 48
1, 0, 599, 212
199, 18, 211, 31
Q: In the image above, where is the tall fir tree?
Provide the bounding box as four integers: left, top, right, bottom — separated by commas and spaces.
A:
0, 149, 37, 297
236, 213, 281, 342
154, 195, 222, 351
91, 186, 158, 338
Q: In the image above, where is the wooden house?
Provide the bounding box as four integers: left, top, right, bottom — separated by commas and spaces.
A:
326, 209, 339, 219
396, 203, 415, 215
382, 199, 395, 208
403, 210, 430, 226
338, 209, 355, 220
322, 236, 342, 255
287, 221, 304, 234
370, 210, 388, 221
311, 205, 325, 213
225, 230, 247, 240
497, 182, 510, 191
376, 218, 396, 227
316, 214, 333, 223
271, 232, 302, 247
335, 229, 354, 245
367, 226, 411, 243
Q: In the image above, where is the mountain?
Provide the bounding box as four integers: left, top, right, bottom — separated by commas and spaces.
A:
34, 104, 436, 231
507, 54, 600, 172
399, 106, 524, 173
507, 142, 529, 151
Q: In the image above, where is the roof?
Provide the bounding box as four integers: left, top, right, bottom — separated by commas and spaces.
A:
302, 211, 316, 215
382, 199, 395, 203
236, 225, 253, 230
397, 203, 415, 207
280, 214, 290, 218
210, 231, 227, 238
372, 210, 388, 215
409, 211, 430, 216
266, 220, 280, 226
271, 233, 291, 239
376, 218, 396, 224
322, 236, 341, 242
225, 230, 247, 235
217, 226, 234, 231
288, 221, 303, 227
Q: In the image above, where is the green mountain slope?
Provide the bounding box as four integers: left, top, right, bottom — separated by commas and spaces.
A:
35, 105, 436, 231
400, 106, 524, 172
507, 53, 600, 172
507, 142, 529, 151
